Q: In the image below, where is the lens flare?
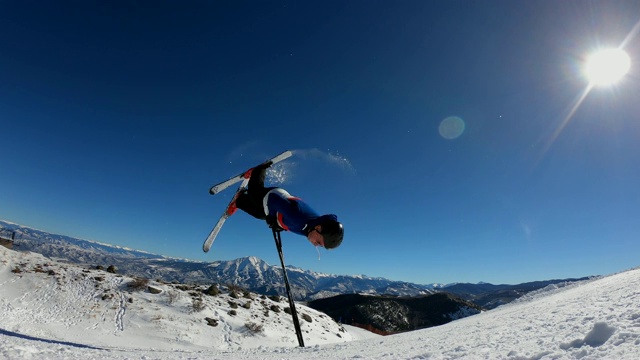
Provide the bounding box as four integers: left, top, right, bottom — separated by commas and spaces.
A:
439, 116, 465, 139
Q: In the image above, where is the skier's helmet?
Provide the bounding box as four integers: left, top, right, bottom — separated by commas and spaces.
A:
320, 219, 344, 249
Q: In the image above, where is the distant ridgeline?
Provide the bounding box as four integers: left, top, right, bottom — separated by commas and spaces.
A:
0, 220, 591, 310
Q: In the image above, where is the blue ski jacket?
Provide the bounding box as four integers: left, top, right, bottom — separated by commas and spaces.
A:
264, 188, 338, 237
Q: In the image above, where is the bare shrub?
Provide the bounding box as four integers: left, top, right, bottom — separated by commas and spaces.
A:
245, 321, 264, 334
227, 283, 243, 294
167, 290, 180, 304
191, 297, 206, 313
127, 277, 149, 291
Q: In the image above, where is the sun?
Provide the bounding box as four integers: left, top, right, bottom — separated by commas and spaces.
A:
584, 48, 631, 86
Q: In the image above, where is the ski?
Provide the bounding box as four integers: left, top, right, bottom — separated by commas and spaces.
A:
209, 150, 293, 195
203, 178, 249, 253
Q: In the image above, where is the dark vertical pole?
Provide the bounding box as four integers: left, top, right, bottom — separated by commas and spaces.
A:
272, 228, 305, 347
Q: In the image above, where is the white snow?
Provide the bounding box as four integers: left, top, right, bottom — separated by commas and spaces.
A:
1, 245, 639, 359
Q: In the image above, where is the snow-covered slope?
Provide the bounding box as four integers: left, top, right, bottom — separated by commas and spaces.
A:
0, 246, 357, 354
2, 245, 639, 359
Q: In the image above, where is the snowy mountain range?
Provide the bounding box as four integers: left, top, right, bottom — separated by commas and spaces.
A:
0, 220, 438, 300
1, 220, 591, 308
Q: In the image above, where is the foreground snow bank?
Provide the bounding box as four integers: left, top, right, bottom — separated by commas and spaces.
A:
0, 246, 357, 355
2, 245, 639, 359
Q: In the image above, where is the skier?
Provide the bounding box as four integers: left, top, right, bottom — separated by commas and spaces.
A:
229, 162, 344, 249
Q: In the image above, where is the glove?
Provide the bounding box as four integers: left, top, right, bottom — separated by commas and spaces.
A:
266, 215, 284, 231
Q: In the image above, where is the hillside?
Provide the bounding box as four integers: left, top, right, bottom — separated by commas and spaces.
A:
443, 278, 592, 309
0, 246, 358, 351
307, 292, 482, 333
2, 243, 639, 358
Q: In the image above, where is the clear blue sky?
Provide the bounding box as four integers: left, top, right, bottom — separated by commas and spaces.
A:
1, 1, 639, 285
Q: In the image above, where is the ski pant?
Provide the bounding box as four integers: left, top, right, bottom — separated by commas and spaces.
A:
236, 165, 274, 220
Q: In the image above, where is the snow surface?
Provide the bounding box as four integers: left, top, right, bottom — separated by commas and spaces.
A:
1, 246, 639, 359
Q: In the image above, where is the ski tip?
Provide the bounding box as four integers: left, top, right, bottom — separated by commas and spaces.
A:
276, 150, 293, 161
